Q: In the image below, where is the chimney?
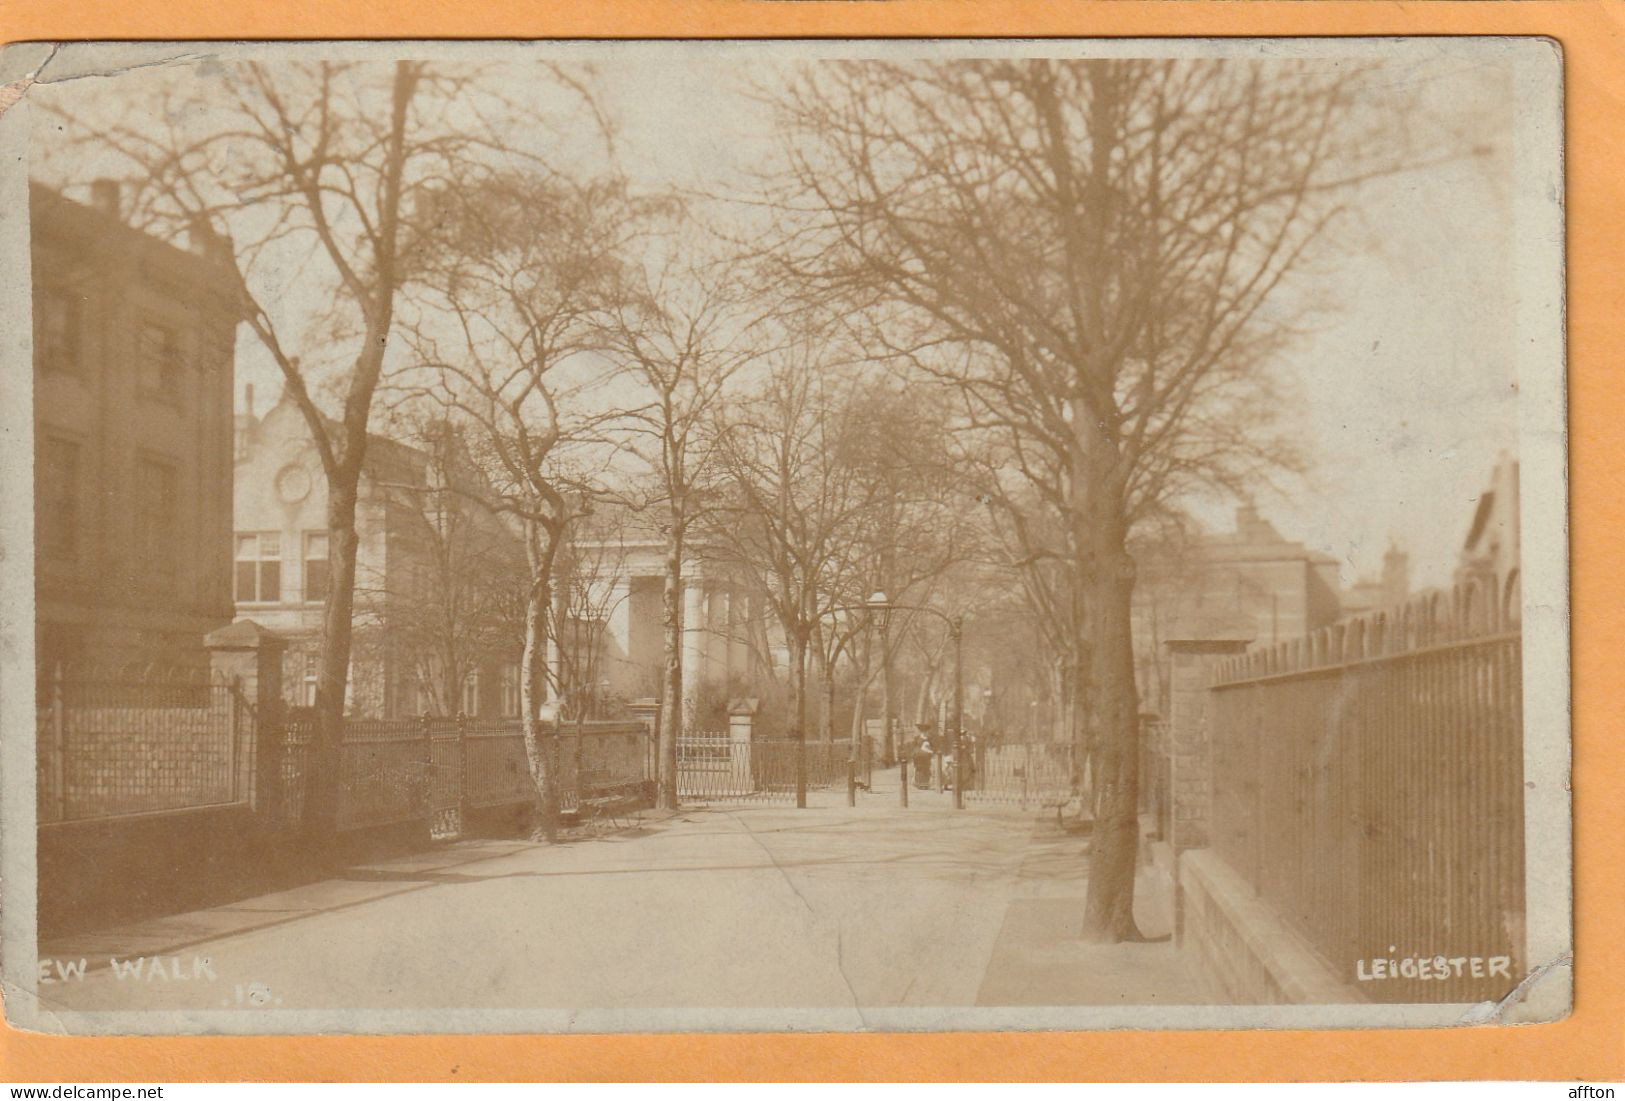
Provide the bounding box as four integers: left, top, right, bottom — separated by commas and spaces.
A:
1382, 543, 1410, 608
89, 178, 120, 218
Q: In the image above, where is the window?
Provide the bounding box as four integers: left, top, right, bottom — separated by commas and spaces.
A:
136, 458, 177, 589
303, 531, 330, 604
138, 321, 182, 402
302, 652, 319, 707
234, 532, 281, 603
461, 669, 480, 718
34, 288, 80, 376
37, 438, 80, 560
500, 664, 520, 718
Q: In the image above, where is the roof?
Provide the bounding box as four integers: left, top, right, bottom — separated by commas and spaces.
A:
30, 181, 242, 314
1163, 613, 1258, 646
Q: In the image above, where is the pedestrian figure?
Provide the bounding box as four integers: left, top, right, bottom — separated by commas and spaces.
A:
912, 725, 934, 789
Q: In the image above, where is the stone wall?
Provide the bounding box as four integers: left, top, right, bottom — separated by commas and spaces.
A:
1179, 848, 1362, 1004
1163, 634, 1251, 856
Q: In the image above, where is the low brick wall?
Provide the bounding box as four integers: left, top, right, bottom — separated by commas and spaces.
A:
1179, 848, 1364, 1004
38, 804, 259, 937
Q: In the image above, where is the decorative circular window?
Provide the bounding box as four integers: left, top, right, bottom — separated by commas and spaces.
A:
275, 463, 312, 504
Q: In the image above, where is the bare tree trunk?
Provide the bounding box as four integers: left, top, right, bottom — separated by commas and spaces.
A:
1080, 485, 1142, 943
880, 638, 896, 767
657, 529, 684, 810
518, 524, 557, 841
306, 478, 362, 841
297, 63, 418, 842
822, 655, 838, 742
789, 629, 809, 809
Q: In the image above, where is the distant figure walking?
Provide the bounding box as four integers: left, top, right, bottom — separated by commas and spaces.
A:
912, 727, 934, 789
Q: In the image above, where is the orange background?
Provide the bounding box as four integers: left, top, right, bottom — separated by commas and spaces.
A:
0, 0, 1618, 1083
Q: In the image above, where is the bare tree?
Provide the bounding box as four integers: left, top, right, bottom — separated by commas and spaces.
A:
604, 244, 758, 809
766, 58, 1425, 940
704, 354, 890, 807
359, 413, 526, 718
398, 169, 645, 836
548, 518, 634, 780
46, 60, 521, 840
819, 381, 981, 762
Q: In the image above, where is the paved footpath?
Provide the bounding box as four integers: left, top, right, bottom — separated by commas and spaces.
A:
35, 772, 1209, 1017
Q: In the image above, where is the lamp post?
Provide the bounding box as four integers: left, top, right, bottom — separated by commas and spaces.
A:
864, 591, 903, 807
865, 591, 966, 811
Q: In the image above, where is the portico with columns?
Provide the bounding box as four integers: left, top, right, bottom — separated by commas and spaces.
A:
561, 536, 761, 730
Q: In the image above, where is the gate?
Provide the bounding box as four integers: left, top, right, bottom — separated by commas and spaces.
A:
677, 734, 864, 805
962, 740, 1079, 809
426, 716, 463, 840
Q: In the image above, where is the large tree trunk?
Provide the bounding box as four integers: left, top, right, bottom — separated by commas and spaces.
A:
1079, 487, 1142, 943
305, 477, 362, 841
294, 63, 418, 843
657, 528, 684, 810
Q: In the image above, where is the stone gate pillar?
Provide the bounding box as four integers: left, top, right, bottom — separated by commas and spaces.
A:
729, 697, 757, 778
206, 619, 287, 817
1163, 620, 1253, 943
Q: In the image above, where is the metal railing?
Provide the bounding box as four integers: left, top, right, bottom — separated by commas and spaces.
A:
962, 741, 1079, 808
36, 666, 252, 824
1209, 572, 1525, 1003
676, 735, 863, 803
277, 715, 652, 834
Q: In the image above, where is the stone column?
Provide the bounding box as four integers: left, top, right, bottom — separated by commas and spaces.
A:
734, 589, 754, 682
206, 619, 287, 818
681, 579, 707, 727
604, 579, 632, 693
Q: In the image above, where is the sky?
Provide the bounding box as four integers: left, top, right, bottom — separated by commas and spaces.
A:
591, 52, 1522, 592
33, 44, 1526, 594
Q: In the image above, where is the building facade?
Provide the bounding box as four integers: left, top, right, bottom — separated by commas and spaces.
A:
32, 181, 241, 673
1339, 543, 1413, 621
1457, 453, 1520, 602
234, 396, 526, 718
1134, 504, 1345, 716
566, 529, 759, 729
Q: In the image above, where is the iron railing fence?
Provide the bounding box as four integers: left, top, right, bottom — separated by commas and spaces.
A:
278, 715, 652, 833
962, 741, 1080, 807
676, 735, 863, 803
1209, 572, 1524, 1004
36, 667, 253, 824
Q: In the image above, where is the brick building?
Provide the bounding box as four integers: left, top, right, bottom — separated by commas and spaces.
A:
31, 181, 241, 673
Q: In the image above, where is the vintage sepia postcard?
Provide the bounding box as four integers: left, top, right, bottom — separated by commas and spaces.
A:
0, 35, 1569, 1037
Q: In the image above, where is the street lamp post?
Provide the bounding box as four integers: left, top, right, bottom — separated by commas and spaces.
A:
864, 591, 903, 808
865, 591, 966, 811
